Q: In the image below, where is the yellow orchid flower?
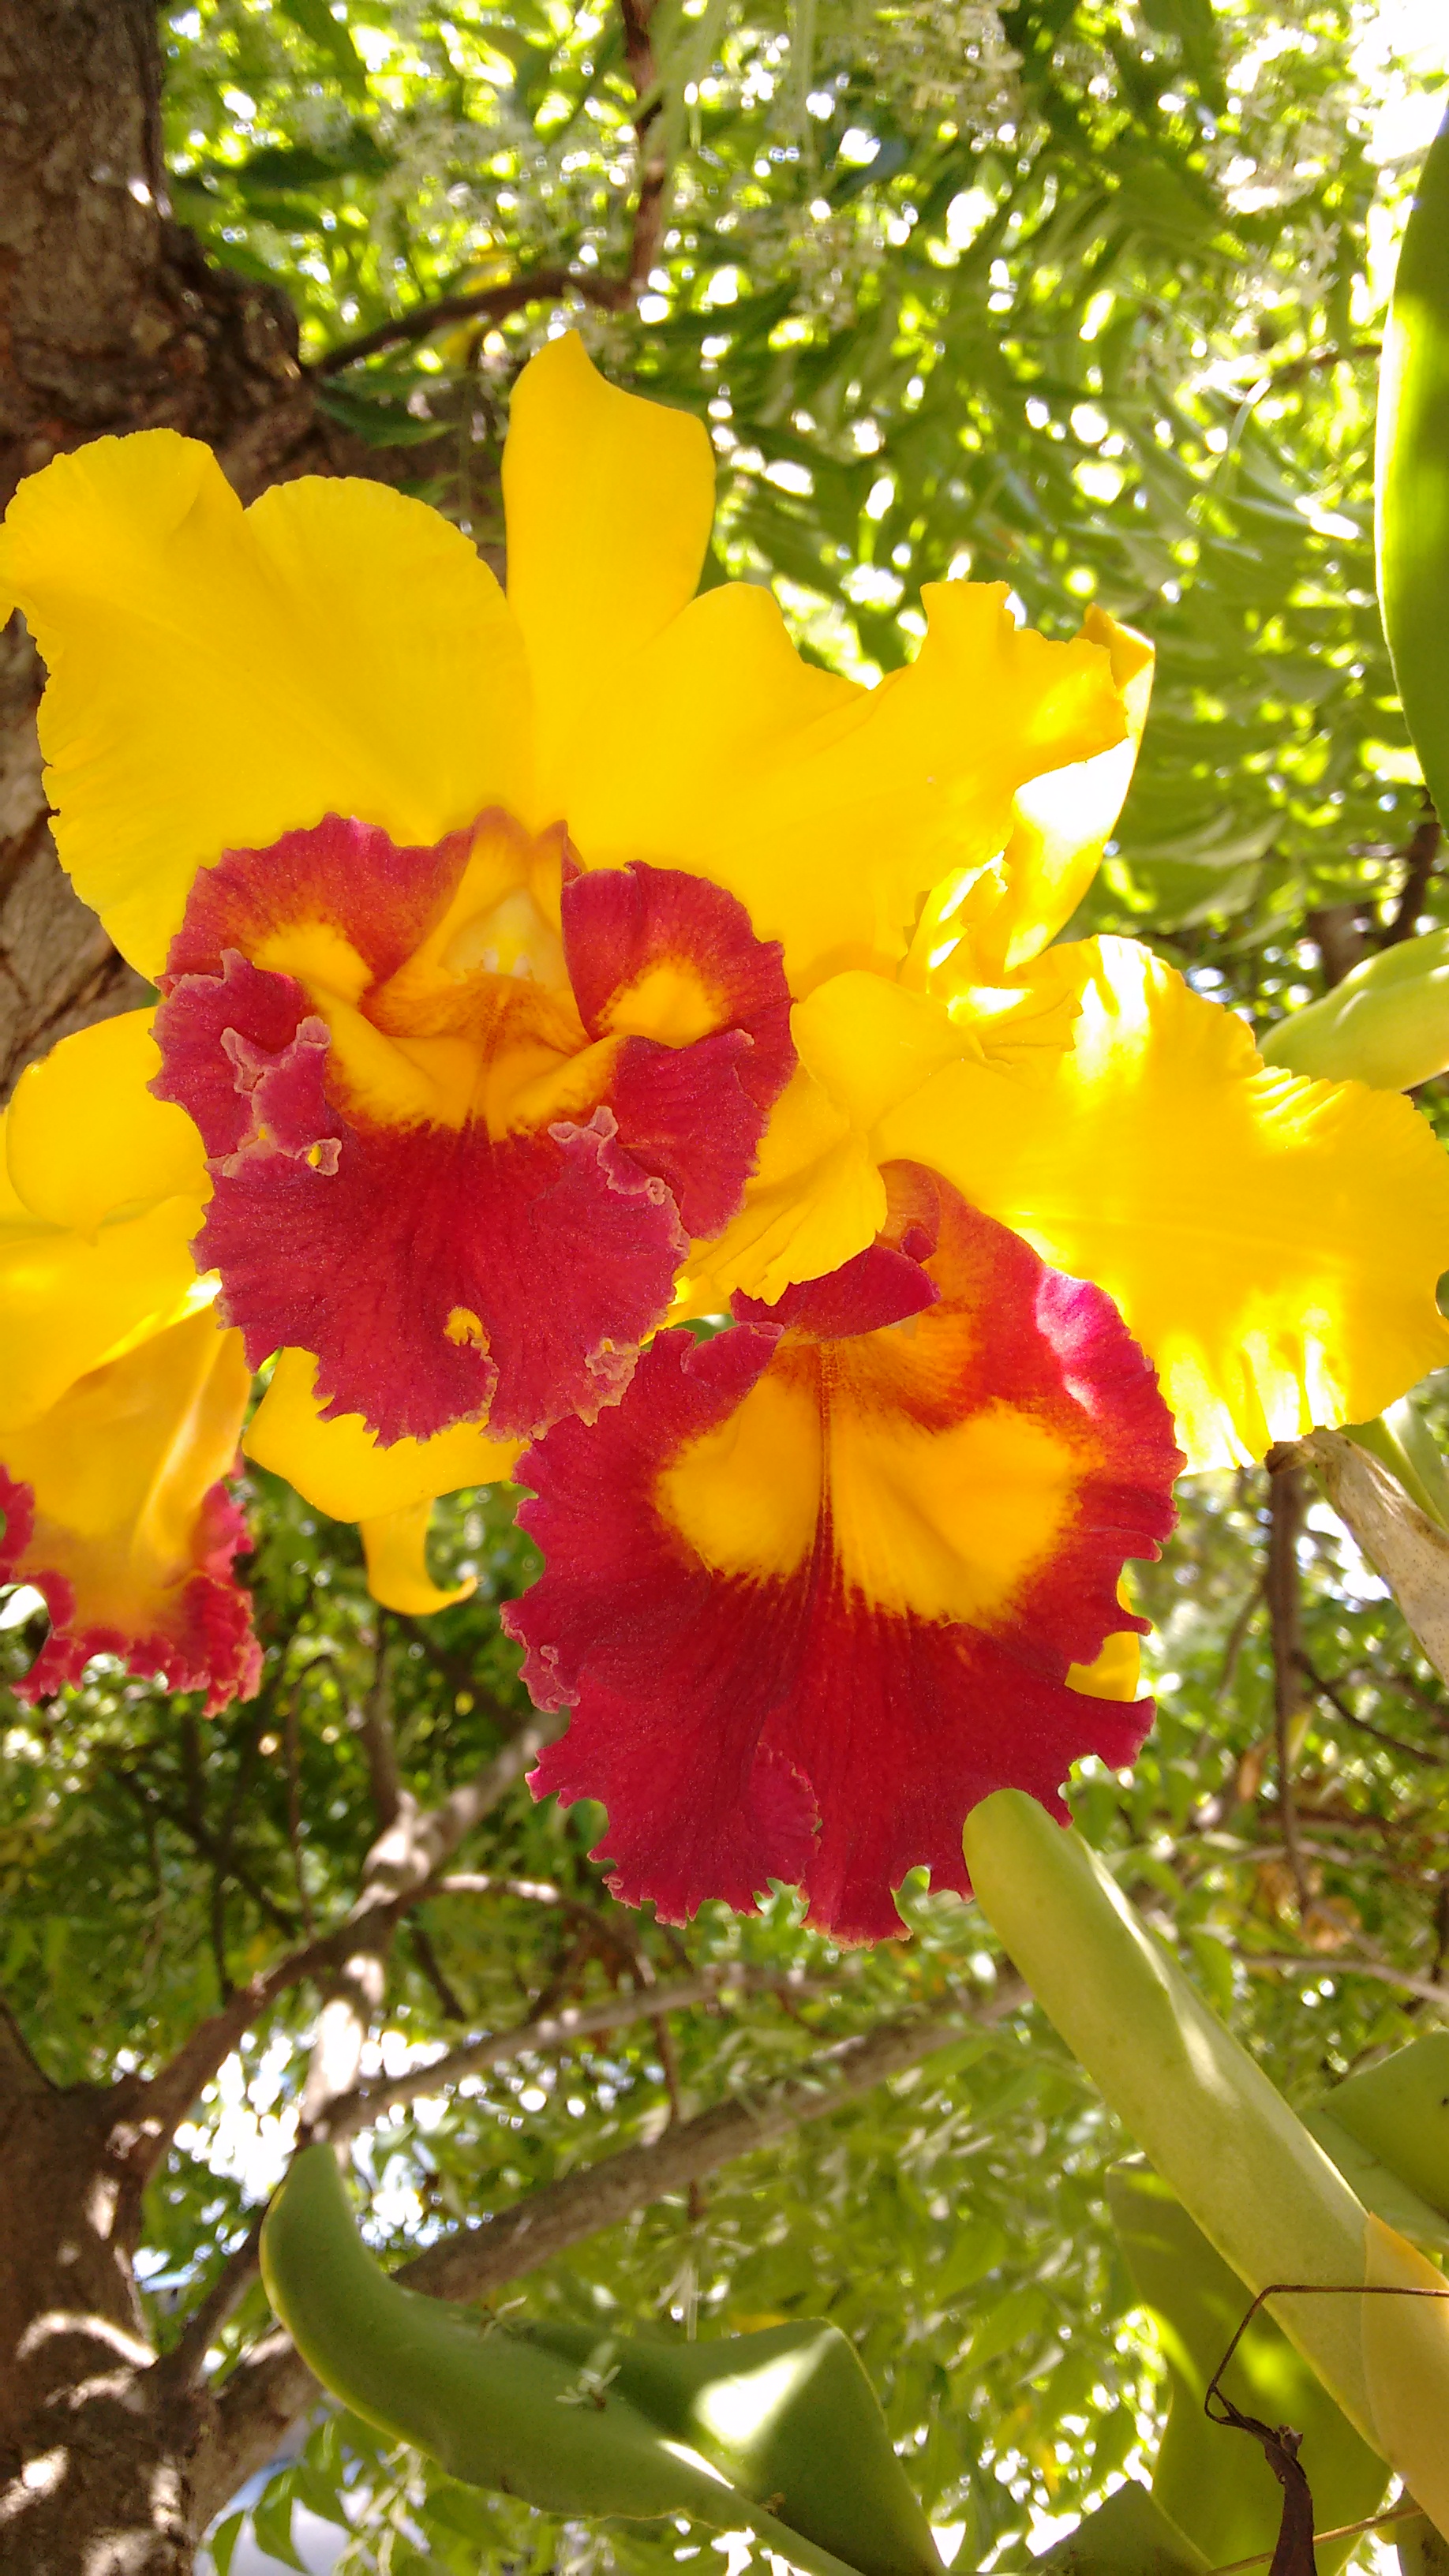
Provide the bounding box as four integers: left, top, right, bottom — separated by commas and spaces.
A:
0, 1014, 259, 1711
0, 331, 1132, 1494
5, 339, 1447, 1938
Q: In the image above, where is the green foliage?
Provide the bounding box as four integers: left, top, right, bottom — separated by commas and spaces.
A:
6, 7, 1449, 2571
159, 0, 1449, 999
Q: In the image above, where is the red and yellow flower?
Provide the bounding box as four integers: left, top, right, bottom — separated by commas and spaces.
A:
2, 335, 1447, 1933
0, 1013, 258, 1711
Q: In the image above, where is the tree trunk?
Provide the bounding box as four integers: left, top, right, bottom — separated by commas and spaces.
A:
0, 2009, 213, 2573
0, 0, 459, 1095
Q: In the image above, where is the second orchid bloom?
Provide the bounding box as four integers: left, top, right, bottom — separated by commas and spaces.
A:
2, 335, 1447, 1936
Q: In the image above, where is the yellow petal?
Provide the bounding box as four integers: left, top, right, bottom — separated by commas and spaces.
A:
0, 434, 530, 974
680, 1059, 886, 1310
1066, 1629, 1142, 1702
360, 1502, 475, 1616
792, 972, 986, 1130
1362, 2213, 1449, 2538
503, 333, 715, 811
6, 1010, 208, 1232
564, 577, 1129, 991
245, 1346, 520, 1522
970, 607, 1153, 979
1, 1304, 254, 1699
878, 936, 1449, 1469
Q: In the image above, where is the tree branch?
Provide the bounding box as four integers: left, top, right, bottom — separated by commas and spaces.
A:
1385, 805, 1440, 944
1294, 1653, 1438, 1766
192, 1983, 1021, 2527
313, 267, 625, 376
1237, 1953, 1449, 2012
156, 2214, 266, 2393
322, 1965, 832, 2141
133, 1712, 566, 2165
0, 1991, 51, 2099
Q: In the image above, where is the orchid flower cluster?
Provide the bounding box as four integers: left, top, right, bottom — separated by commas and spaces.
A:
3, 336, 1447, 1941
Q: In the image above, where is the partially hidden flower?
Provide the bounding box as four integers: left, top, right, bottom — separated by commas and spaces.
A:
509, 1165, 1182, 1941
0, 1014, 260, 1712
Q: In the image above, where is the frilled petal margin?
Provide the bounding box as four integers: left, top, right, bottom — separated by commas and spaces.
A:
0, 1306, 260, 1713
511, 1169, 1181, 1941
153, 814, 793, 1444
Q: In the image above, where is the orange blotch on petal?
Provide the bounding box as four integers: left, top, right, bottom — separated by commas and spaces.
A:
152, 814, 794, 1444
511, 1169, 1183, 1940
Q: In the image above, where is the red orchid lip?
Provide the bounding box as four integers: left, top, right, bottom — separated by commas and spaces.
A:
510, 1168, 1184, 1942
152, 812, 795, 1448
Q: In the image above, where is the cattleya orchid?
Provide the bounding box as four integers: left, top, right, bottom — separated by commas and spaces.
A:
0, 1013, 258, 1710
2, 334, 1449, 1938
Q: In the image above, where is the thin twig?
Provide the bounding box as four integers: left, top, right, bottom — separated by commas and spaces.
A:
1265, 1454, 1311, 1921
158, 2215, 267, 2391
1295, 1651, 1437, 1765
437, 1870, 662, 1983
1237, 1951, 1449, 2011
1218, 1576, 1264, 1702
409, 1919, 466, 2023
313, 266, 625, 376
282, 1696, 313, 1936
356, 1624, 402, 1830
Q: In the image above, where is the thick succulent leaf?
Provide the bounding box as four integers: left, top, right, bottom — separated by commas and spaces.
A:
1348, 1396, 1449, 1534
1377, 108, 1449, 826
1002, 2480, 1206, 2574
1106, 2161, 1387, 2572
1258, 930, 1449, 1091
1398, 2515, 1449, 2572
260, 2146, 934, 2576
1319, 2034, 1449, 2226
1306, 2110, 1449, 2256
519, 2318, 942, 2576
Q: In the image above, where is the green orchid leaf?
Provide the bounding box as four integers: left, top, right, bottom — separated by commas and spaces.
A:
1377, 107, 1449, 824
1106, 2162, 1387, 2573
1258, 930, 1449, 1091
961, 1793, 1377, 2442
1305, 2110, 1449, 2255
260, 2146, 937, 2576
1346, 1395, 1449, 1537
1318, 2034, 1449, 2225
519, 2317, 942, 2576
1014, 2478, 1207, 2574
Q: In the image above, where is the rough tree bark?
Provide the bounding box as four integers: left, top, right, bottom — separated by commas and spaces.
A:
0, 0, 451, 1095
